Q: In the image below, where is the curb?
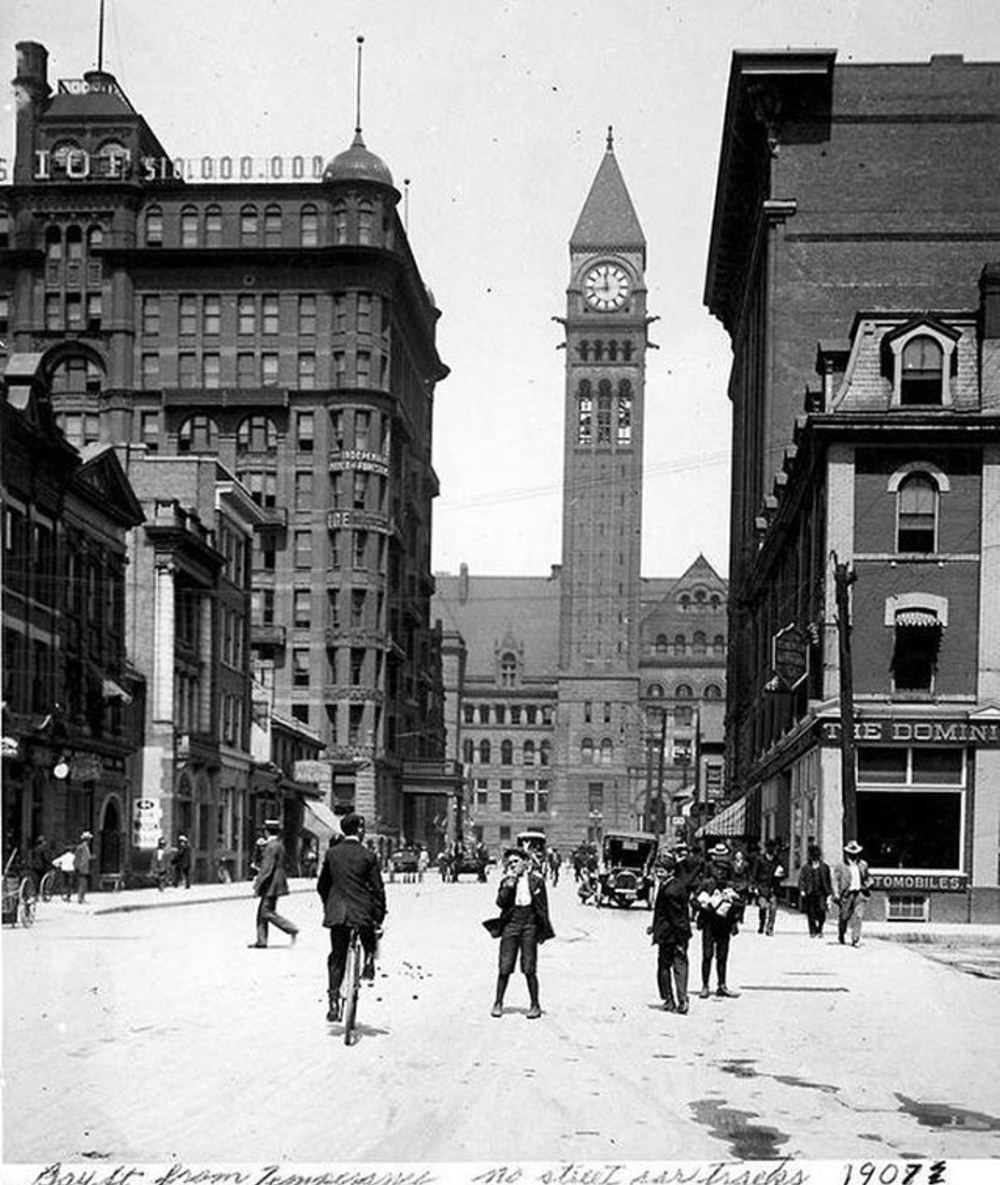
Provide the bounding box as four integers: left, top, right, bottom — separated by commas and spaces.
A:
87, 881, 317, 916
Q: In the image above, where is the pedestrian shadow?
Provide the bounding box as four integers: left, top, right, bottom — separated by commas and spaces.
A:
328, 1022, 391, 1043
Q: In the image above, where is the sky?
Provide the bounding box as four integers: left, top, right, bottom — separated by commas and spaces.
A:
5, 0, 1000, 580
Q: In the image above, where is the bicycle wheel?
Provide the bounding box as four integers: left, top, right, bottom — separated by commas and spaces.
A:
342, 934, 361, 1046
39, 871, 55, 902
18, 879, 36, 927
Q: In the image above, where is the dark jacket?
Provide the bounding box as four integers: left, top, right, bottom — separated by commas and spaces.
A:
172, 843, 191, 872
317, 837, 387, 928
651, 875, 692, 946
753, 852, 783, 897
495, 871, 555, 943
253, 835, 289, 898
73, 840, 92, 875
798, 860, 833, 898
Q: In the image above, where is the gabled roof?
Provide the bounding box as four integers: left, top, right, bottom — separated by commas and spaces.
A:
73, 443, 145, 527
570, 138, 645, 257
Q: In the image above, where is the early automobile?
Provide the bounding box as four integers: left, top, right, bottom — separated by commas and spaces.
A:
596, 830, 658, 909
516, 830, 549, 875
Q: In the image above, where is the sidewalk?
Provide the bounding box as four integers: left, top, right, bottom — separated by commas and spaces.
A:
46, 875, 318, 916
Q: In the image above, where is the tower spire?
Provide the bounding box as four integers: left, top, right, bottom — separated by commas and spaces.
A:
606, 124, 614, 152
354, 35, 365, 140
97, 0, 106, 72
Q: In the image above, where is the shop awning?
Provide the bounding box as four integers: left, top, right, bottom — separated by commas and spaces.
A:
895, 609, 941, 629
695, 795, 748, 839
302, 799, 342, 843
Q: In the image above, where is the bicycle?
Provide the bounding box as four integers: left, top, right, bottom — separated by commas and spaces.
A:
340, 926, 363, 1045
39, 867, 71, 902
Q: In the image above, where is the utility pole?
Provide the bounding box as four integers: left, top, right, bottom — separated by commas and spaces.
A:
833, 553, 858, 845
654, 707, 667, 840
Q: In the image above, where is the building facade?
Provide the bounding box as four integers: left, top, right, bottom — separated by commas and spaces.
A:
1, 40, 454, 852
704, 50, 1000, 920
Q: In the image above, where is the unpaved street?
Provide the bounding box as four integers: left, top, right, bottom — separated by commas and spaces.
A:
5, 876, 1000, 1163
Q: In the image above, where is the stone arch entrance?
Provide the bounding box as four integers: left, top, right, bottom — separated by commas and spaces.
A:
100, 797, 122, 875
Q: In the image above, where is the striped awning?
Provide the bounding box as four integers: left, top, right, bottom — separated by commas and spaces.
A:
695, 795, 748, 838
895, 609, 941, 629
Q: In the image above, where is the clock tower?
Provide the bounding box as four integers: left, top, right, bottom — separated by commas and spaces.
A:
553, 129, 650, 848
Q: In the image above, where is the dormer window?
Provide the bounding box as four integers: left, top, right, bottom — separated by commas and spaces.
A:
901, 335, 943, 405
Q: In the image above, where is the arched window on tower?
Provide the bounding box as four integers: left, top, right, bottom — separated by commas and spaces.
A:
581, 738, 594, 765
673, 634, 686, 655
523, 740, 536, 766
500, 739, 513, 766
617, 379, 632, 446
607, 340, 618, 361
479, 739, 491, 765
358, 200, 374, 245
577, 380, 593, 445
333, 201, 347, 244
500, 652, 517, 687
597, 380, 612, 444
578, 340, 590, 361
622, 340, 633, 362
593, 340, 604, 361
600, 738, 613, 765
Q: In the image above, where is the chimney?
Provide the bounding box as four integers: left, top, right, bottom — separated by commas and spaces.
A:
458, 562, 469, 605
13, 42, 50, 184
979, 265, 1000, 411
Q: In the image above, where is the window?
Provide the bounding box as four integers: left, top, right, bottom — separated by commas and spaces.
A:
463, 704, 475, 725
358, 201, 373, 245
647, 683, 664, 699
293, 471, 313, 511
500, 791, 512, 813
353, 472, 369, 509
676, 684, 693, 699
264, 204, 282, 247
237, 415, 277, 454
463, 738, 475, 764
500, 652, 516, 687
900, 335, 944, 406
495, 704, 506, 725
357, 293, 372, 334
857, 747, 963, 869
294, 530, 312, 568
298, 353, 316, 390
180, 206, 198, 248
523, 740, 535, 766
524, 792, 536, 814
178, 352, 197, 387
357, 351, 371, 387
334, 294, 347, 332
525, 706, 537, 725
202, 353, 220, 388
581, 738, 594, 765
673, 634, 686, 655
179, 294, 197, 336
299, 294, 316, 336
351, 589, 366, 627
539, 740, 551, 767
675, 705, 694, 726
353, 530, 368, 568
242, 470, 277, 508
577, 381, 592, 445
704, 684, 723, 700
261, 353, 279, 387
655, 634, 668, 654
238, 295, 256, 336
354, 410, 370, 450
897, 473, 937, 553
714, 634, 726, 654
293, 589, 311, 628
240, 205, 258, 245
262, 295, 279, 335
603, 702, 612, 724
300, 204, 318, 247
478, 704, 491, 725
203, 295, 221, 335
892, 614, 941, 692
693, 631, 707, 655
886, 895, 928, 922
292, 705, 309, 725
178, 414, 218, 453
45, 294, 61, 330
296, 411, 315, 452
617, 382, 632, 446
293, 648, 310, 687
510, 705, 521, 724
66, 293, 83, 329
333, 202, 347, 244
600, 738, 613, 765
350, 649, 365, 685
139, 410, 160, 450
479, 739, 491, 765
205, 205, 222, 247
142, 295, 160, 336
237, 352, 256, 388
597, 381, 612, 444
500, 739, 513, 765
145, 207, 163, 246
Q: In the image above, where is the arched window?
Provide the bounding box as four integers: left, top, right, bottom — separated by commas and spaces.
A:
144, 206, 163, 246
693, 631, 707, 655
500, 739, 513, 766
897, 472, 938, 553
180, 205, 198, 248
600, 738, 613, 765
52, 139, 82, 176
96, 140, 129, 178
462, 738, 474, 764
617, 379, 632, 446
65, 224, 83, 261
300, 204, 318, 247
578, 380, 593, 445
647, 683, 664, 698
581, 738, 594, 765
673, 634, 686, 655
177, 414, 219, 454
523, 740, 535, 766
45, 224, 62, 261
240, 204, 258, 245
607, 339, 618, 361
478, 739, 491, 765
675, 684, 693, 699
597, 379, 612, 444
205, 205, 223, 247
704, 684, 723, 700
264, 204, 282, 247
539, 740, 551, 766
655, 634, 668, 654
713, 634, 726, 654
50, 356, 102, 394
695, 589, 706, 604
578, 340, 590, 361
593, 340, 604, 362
358, 200, 374, 245
679, 593, 690, 611
333, 201, 348, 244
900, 335, 944, 406
87, 225, 103, 252
500, 652, 517, 688
236, 414, 277, 454
675, 706, 694, 726
622, 340, 633, 362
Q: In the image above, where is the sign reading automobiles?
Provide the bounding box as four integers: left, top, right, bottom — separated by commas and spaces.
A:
771, 623, 809, 691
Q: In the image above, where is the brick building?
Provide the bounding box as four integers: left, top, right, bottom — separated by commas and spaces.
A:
0, 40, 455, 854
705, 50, 1000, 920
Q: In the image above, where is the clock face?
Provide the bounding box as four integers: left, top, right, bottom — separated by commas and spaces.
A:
584, 263, 630, 311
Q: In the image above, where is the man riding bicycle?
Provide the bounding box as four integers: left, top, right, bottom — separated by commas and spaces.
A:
317, 812, 386, 1022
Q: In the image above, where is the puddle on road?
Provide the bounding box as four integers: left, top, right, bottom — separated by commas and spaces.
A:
739, 984, 849, 992
690, 1098, 790, 1160
773, 1074, 840, 1095
719, 1059, 758, 1079
896, 1094, 1000, 1132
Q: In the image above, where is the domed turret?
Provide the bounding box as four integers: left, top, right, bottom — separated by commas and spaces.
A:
323, 129, 394, 188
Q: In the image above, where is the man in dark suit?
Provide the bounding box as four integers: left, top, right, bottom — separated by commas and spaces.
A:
249, 819, 299, 948
649, 850, 692, 1013
489, 846, 555, 1019
317, 813, 386, 1022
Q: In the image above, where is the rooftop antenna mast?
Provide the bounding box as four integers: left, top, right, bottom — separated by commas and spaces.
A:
355, 35, 364, 137
97, 0, 106, 72
404, 178, 411, 233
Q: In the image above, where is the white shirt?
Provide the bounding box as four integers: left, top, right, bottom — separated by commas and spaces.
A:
514, 871, 532, 906
848, 861, 862, 892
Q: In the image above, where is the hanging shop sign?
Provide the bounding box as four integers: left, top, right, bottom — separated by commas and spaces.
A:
771, 623, 810, 691
819, 717, 1000, 747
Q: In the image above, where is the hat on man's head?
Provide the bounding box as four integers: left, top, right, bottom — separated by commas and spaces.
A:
504, 846, 527, 860
708, 842, 730, 859
263, 818, 282, 831
81, 830, 93, 839
844, 839, 864, 856
655, 850, 677, 870
340, 812, 365, 837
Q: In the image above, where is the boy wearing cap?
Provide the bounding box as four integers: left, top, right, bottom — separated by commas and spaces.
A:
833, 840, 872, 946
649, 851, 691, 1013
695, 842, 743, 999
490, 847, 554, 1019
249, 819, 299, 948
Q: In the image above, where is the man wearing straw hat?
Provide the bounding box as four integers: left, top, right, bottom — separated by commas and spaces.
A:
833, 840, 872, 947
694, 841, 744, 999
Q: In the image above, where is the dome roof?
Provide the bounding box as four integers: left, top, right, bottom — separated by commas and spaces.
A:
323, 130, 394, 187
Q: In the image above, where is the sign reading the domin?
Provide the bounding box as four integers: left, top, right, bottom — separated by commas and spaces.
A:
820, 717, 1000, 747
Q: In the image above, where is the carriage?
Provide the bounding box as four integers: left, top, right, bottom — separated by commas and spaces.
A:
596, 830, 659, 909
2, 851, 37, 928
